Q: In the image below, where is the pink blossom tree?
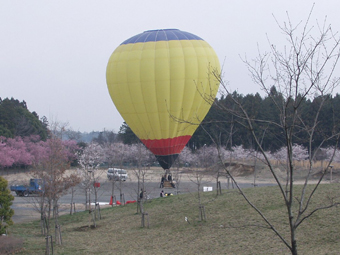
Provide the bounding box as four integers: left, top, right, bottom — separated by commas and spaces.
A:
0, 137, 15, 168
0, 135, 49, 169
0, 136, 32, 168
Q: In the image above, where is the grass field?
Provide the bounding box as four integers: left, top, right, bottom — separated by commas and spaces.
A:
6, 183, 340, 254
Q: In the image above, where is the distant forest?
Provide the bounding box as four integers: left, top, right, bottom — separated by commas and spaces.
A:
0, 97, 116, 143
186, 86, 340, 152
3, 87, 340, 153
0, 98, 48, 140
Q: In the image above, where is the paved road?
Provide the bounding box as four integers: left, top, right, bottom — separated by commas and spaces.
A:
11, 177, 274, 223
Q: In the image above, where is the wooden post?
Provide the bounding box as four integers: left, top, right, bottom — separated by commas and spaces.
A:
55, 224, 62, 245
41, 215, 47, 235
92, 210, 96, 228
88, 209, 92, 229
70, 202, 76, 215
199, 205, 206, 221
217, 181, 222, 195
111, 195, 116, 207
95, 202, 101, 220
120, 193, 125, 205
137, 199, 142, 214
45, 235, 53, 255
141, 212, 149, 228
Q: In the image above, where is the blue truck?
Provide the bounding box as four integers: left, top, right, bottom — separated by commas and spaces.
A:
10, 178, 43, 197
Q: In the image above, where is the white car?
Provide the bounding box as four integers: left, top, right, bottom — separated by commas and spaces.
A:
107, 168, 128, 181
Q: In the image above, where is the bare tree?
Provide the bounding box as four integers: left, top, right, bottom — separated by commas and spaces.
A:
129, 143, 153, 213
174, 146, 197, 194
210, 8, 340, 255
102, 142, 118, 205
196, 144, 222, 194
185, 149, 216, 221
112, 143, 130, 205
32, 137, 79, 238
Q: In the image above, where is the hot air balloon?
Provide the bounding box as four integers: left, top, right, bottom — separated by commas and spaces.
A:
106, 29, 220, 171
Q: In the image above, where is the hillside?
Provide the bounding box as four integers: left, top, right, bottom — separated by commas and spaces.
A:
7, 183, 340, 254
0, 98, 48, 139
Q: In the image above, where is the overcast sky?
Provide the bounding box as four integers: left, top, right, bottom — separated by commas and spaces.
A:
1, 0, 339, 133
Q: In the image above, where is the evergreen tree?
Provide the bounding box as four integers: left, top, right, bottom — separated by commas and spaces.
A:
0, 176, 14, 235
118, 122, 140, 144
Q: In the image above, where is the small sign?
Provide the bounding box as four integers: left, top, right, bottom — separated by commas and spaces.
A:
203, 186, 213, 192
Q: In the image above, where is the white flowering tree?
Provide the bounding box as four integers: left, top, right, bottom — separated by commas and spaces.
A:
102, 142, 120, 203
78, 142, 105, 210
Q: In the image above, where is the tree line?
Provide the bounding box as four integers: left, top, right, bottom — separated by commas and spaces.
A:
4, 91, 339, 158
186, 86, 340, 153
118, 86, 340, 154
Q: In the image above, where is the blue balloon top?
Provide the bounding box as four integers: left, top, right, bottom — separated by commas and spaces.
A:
121, 29, 203, 45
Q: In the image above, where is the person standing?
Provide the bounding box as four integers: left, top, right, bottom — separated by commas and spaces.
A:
140, 189, 144, 199
160, 175, 165, 188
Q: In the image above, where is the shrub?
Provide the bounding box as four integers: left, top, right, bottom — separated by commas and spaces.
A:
0, 176, 14, 235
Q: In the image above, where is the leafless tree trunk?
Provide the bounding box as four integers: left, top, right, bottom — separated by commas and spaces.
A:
173, 159, 182, 194
70, 187, 76, 215
188, 167, 209, 221
130, 143, 151, 212
252, 127, 267, 187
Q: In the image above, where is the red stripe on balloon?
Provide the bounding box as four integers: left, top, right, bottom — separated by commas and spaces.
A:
141, 136, 191, 156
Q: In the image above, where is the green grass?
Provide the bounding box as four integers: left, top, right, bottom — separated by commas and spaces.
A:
9, 184, 340, 254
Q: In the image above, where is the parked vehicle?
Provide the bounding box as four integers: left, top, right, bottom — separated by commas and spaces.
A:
10, 179, 43, 197
107, 168, 128, 181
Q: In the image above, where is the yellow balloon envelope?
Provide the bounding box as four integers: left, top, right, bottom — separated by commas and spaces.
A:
106, 29, 220, 169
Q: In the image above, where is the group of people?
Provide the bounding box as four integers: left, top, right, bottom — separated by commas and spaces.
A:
140, 172, 176, 199
160, 190, 173, 197
160, 173, 175, 188
140, 188, 173, 199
